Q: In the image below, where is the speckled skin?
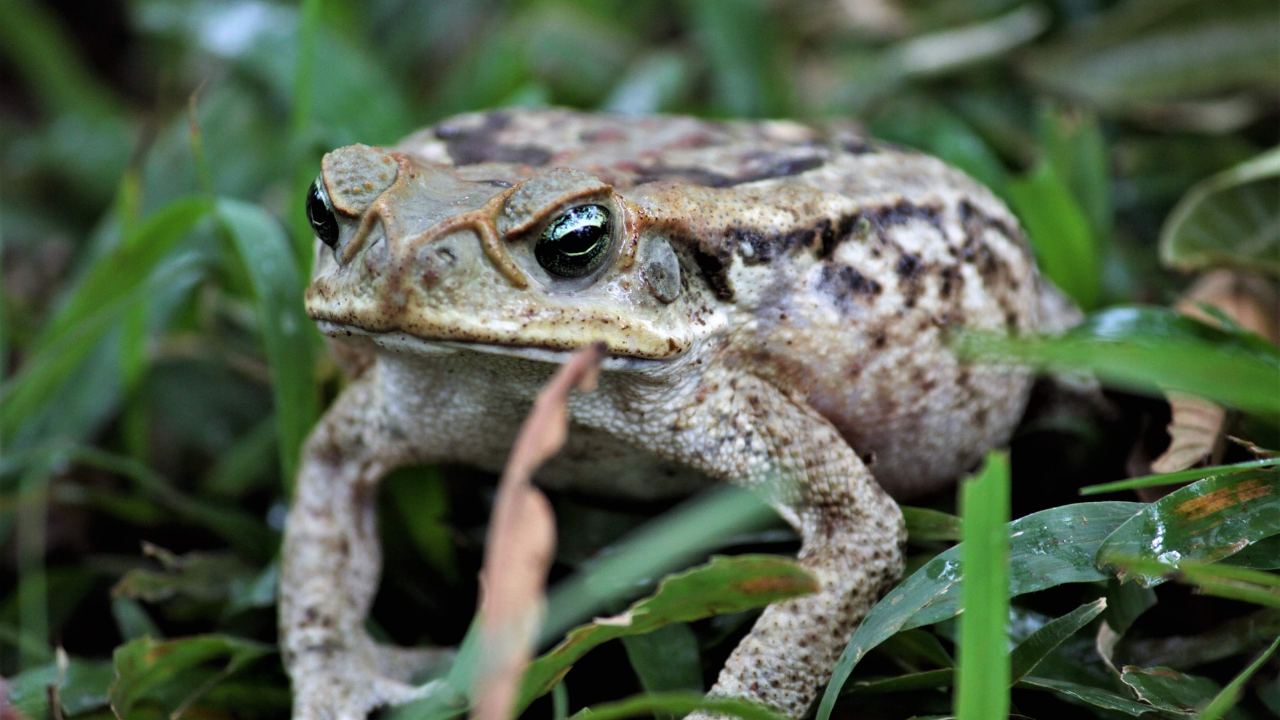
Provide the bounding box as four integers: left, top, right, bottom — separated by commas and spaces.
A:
282, 109, 1063, 720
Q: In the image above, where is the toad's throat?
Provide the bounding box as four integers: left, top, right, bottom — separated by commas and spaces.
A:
314, 320, 676, 368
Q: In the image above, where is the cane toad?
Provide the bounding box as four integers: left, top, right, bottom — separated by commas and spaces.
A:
281, 109, 1070, 720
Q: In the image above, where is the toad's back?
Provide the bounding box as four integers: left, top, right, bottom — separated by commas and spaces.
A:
394, 109, 1055, 498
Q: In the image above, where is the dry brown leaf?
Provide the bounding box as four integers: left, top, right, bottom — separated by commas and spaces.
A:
1148, 271, 1279, 483
1149, 392, 1227, 475
471, 344, 604, 720
1175, 270, 1279, 344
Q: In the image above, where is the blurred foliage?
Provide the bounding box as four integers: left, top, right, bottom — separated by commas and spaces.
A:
1, 0, 1278, 718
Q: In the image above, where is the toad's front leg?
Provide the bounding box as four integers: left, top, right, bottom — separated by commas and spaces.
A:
634, 368, 905, 718
280, 375, 452, 720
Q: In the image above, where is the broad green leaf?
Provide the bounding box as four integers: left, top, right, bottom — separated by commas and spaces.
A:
1009, 599, 1106, 682
8, 658, 114, 717
846, 601, 1110, 702
1119, 666, 1231, 717
622, 623, 704, 704
568, 691, 784, 720
1005, 160, 1102, 309
1222, 534, 1280, 569
217, 199, 318, 488
1013, 676, 1155, 716
1199, 635, 1280, 720
959, 306, 1280, 421
1096, 468, 1280, 584
877, 628, 954, 669
1103, 579, 1156, 635
1159, 146, 1280, 276
518, 555, 816, 712
816, 501, 1143, 720
955, 452, 1010, 720
903, 506, 963, 542
1081, 457, 1280, 495
1022, 1, 1280, 115
109, 634, 272, 716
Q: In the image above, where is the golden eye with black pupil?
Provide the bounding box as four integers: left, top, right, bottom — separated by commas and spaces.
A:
534, 205, 612, 278
306, 177, 340, 250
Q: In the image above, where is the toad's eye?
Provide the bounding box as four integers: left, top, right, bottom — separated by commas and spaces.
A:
535, 205, 612, 279
307, 178, 340, 250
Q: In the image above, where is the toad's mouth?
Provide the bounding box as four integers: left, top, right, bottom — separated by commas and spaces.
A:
316, 320, 670, 370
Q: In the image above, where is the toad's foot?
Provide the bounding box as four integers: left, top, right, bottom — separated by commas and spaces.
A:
291, 666, 432, 720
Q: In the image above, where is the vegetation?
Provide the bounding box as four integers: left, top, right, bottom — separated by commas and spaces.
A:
0, 0, 1277, 718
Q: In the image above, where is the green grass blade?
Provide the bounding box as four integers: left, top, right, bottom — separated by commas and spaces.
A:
16, 455, 56, 669
539, 486, 777, 644
682, 0, 788, 118
1006, 161, 1102, 309
70, 446, 276, 560
959, 306, 1280, 421
216, 199, 318, 489
553, 682, 569, 720
1197, 635, 1280, 720
0, 0, 121, 117
843, 668, 954, 696
291, 0, 323, 139
1081, 457, 1280, 495
1009, 598, 1107, 682
521, 555, 813, 712
1, 248, 209, 441
1107, 554, 1280, 609
955, 452, 1011, 720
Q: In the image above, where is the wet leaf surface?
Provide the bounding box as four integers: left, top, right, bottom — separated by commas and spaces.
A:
1097, 468, 1280, 583
819, 501, 1142, 718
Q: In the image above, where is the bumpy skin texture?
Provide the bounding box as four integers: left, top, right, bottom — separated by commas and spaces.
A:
282, 109, 1060, 720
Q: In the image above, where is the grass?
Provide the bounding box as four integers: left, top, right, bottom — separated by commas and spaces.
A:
1, 0, 1278, 719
